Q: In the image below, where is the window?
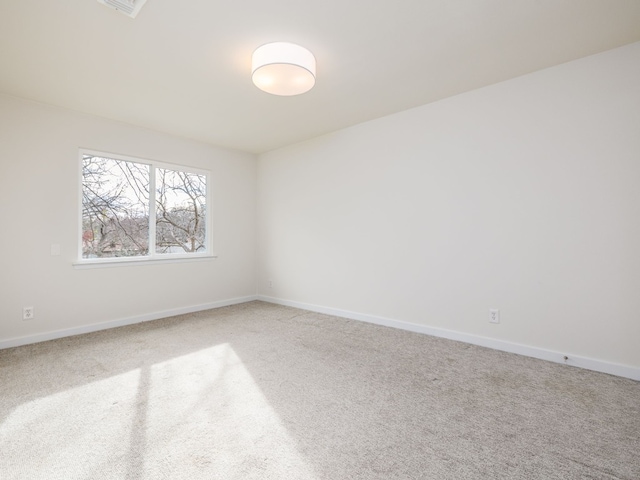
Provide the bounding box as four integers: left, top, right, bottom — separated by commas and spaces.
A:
80, 150, 210, 263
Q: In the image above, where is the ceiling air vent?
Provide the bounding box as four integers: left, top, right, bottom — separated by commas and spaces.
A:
97, 0, 148, 18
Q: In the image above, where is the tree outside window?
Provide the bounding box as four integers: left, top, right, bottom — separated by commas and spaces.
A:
81, 153, 208, 259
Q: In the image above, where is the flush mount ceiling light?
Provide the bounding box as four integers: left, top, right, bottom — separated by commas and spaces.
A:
252, 42, 316, 96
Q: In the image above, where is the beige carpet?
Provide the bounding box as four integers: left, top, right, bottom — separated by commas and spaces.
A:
1, 301, 638, 479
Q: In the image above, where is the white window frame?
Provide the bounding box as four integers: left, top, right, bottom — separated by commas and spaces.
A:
75, 149, 215, 268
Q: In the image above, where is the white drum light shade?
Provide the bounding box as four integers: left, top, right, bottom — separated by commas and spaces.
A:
252, 42, 316, 96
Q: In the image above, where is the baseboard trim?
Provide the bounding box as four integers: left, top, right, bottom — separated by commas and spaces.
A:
0, 295, 258, 350
257, 295, 640, 382
5, 294, 637, 381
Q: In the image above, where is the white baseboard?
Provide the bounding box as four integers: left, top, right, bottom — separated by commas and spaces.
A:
257, 295, 640, 382
0, 295, 258, 350
4, 293, 638, 382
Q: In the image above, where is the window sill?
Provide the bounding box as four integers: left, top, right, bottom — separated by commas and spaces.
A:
73, 254, 218, 269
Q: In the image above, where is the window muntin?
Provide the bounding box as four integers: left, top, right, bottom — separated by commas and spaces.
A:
80, 151, 209, 262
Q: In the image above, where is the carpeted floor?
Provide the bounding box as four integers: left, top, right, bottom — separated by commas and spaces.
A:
1, 301, 638, 479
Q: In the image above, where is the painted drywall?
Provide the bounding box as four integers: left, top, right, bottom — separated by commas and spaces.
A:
257, 42, 640, 369
0, 94, 256, 344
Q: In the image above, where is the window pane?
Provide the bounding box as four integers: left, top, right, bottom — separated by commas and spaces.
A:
82, 155, 150, 258
155, 168, 207, 254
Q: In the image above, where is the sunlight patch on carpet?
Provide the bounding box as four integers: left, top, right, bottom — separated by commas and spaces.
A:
0, 344, 317, 479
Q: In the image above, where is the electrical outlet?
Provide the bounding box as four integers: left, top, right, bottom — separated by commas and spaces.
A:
268, 279, 273, 289
23, 306, 34, 320
489, 309, 500, 324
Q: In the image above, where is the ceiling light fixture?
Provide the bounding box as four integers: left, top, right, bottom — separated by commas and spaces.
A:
252, 42, 316, 96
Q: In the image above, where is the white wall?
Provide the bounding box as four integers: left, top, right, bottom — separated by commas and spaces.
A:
2, 43, 639, 376
257, 42, 640, 370
0, 94, 257, 345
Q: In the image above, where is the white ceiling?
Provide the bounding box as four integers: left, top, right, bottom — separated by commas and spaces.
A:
1, 1, 639, 154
